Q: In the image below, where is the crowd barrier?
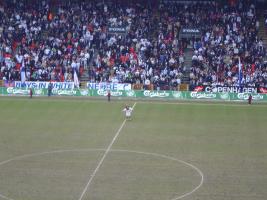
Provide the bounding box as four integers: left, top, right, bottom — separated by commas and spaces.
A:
1, 87, 267, 102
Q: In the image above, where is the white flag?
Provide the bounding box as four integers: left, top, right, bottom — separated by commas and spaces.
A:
74, 70, 79, 88
20, 60, 26, 83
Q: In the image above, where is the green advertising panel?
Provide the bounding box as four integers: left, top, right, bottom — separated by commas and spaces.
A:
1, 87, 267, 102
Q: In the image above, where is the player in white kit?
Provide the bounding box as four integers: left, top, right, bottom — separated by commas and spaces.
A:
122, 105, 133, 120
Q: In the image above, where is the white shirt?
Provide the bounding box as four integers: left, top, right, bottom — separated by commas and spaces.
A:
145, 79, 150, 85
123, 107, 133, 117
71, 62, 77, 69
15, 54, 23, 63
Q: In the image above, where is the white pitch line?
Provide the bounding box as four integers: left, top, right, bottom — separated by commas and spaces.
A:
0, 147, 203, 200
0, 194, 15, 200
110, 149, 204, 200
137, 100, 267, 107
77, 102, 137, 200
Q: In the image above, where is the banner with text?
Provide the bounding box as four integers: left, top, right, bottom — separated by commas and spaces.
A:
87, 82, 132, 91
1, 87, 267, 102
179, 28, 201, 39
193, 85, 259, 93
14, 81, 75, 89
108, 26, 126, 34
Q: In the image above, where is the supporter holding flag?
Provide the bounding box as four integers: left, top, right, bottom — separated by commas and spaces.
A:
74, 69, 79, 89
20, 60, 26, 83
47, 11, 53, 21
238, 57, 243, 87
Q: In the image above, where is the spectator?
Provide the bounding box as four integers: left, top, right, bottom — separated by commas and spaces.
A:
0, 0, 265, 91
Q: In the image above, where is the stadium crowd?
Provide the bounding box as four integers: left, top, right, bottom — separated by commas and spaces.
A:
0, 0, 266, 90
0, 0, 95, 82
186, 0, 267, 89
0, 0, 185, 90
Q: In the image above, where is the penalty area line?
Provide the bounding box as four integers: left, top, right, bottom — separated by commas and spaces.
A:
77, 102, 137, 200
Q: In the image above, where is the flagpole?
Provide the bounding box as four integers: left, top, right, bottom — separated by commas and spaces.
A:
238, 57, 242, 87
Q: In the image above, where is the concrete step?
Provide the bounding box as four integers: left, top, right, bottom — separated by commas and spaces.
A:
258, 10, 267, 44
259, 32, 266, 35
182, 48, 193, 84
185, 68, 191, 72
80, 81, 87, 89
185, 58, 192, 60
181, 79, 190, 84
80, 77, 89, 82
81, 73, 89, 78
80, 77, 89, 81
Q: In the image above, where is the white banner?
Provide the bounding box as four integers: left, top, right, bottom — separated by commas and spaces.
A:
14, 81, 75, 89
87, 82, 131, 91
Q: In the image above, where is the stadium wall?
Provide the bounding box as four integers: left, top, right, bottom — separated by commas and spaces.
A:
1, 87, 267, 102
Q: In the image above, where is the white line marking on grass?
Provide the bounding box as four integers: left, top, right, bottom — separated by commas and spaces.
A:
137, 100, 267, 107
77, 102, 137, 200
0, 148, 203, 200
0, 194, 15, 200
112, 149, 204, 200
3, 95, 267, 107
0, 149, 106, 200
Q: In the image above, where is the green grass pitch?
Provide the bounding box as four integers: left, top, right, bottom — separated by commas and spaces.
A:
0, 97, 266, 200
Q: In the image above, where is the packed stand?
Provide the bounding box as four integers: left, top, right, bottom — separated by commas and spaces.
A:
1, 0, 266, 91
182, 1, 267, 89
0, 0, 186, 90
0, 0, 97, 84
88, 1, 186, 90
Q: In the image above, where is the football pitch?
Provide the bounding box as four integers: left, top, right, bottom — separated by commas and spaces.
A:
0, 97, 266, 200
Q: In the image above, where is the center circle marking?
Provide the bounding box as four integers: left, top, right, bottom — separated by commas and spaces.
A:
0, 149, 204, 200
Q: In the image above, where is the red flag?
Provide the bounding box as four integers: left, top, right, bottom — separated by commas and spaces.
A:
48, 12, 53, 21
194, 86, 204, 92
251, 63, 255, 73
